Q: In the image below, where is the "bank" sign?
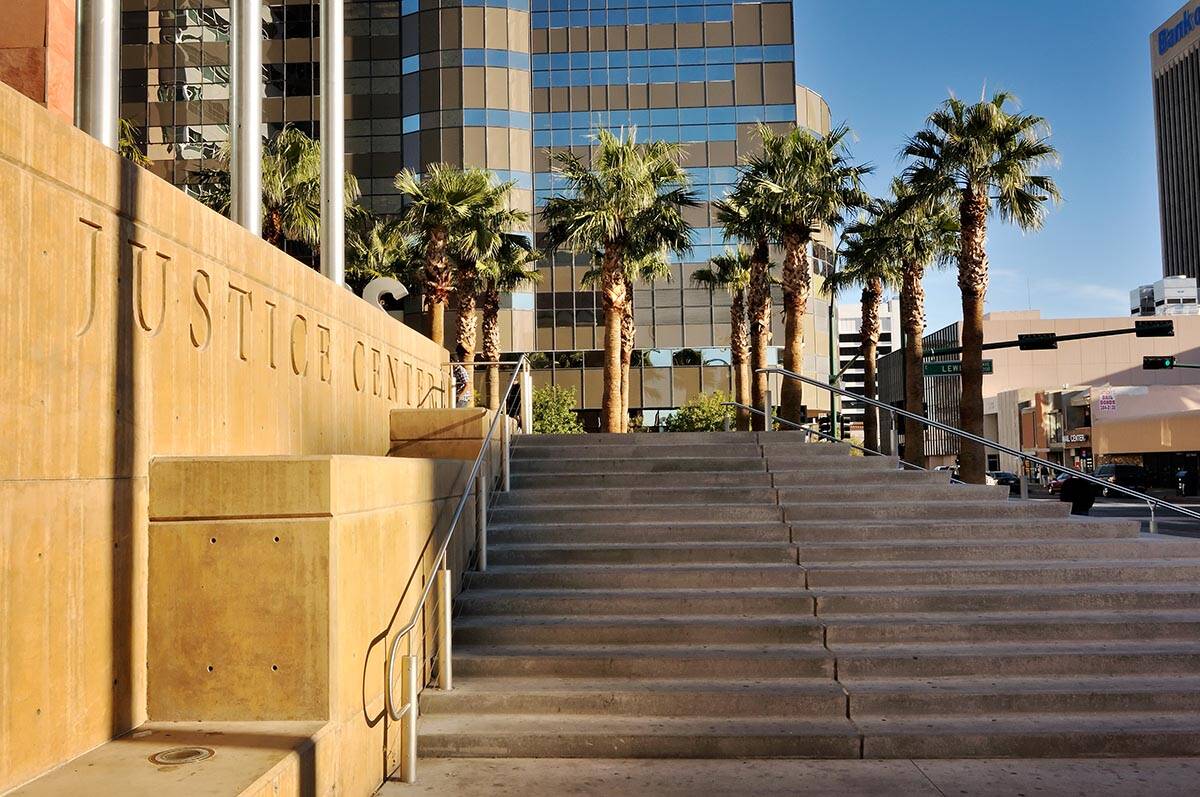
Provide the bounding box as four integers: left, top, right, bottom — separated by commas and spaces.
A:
1160, 7, 1200, 55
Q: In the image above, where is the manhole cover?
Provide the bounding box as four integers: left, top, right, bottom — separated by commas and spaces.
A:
148, 746, 215, 766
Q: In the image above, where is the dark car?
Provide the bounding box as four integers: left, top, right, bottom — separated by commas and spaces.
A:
987, 470, 1021, 494
1094, 464, 1151, 497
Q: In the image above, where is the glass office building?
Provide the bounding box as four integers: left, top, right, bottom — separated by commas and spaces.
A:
119, 0, 837, 428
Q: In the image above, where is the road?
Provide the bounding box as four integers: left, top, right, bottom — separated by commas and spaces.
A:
1023, 492, 1200, 537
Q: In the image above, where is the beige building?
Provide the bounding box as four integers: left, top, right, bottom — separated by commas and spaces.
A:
879, 310, 1200, 476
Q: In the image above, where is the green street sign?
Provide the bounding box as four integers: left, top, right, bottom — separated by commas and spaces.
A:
924, 359, 993, 377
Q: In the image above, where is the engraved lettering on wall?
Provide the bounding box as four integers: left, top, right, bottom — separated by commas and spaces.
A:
228, 282, 253, 361
190, 269, 212, 350
371, 348, 382, 397
130, 240, 168, 336
76, 218, 103, 337
352, 341, 366, 392
290, 314, 308, 376
317, 324, 332, 383
264, 299, 278, 368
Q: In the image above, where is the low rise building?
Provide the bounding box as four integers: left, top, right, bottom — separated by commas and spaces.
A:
1130, 276, 1200, 316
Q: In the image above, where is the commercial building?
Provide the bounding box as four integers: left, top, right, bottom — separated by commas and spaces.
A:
1131, 275, 1200, 316
837, 297, 899, 429
118, 0, 837, 428
878, 310, 1200, 473
1152, 2, 1200, 279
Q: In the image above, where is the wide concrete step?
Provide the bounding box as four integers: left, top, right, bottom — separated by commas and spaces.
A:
759, 442, 858, 457
420, 677, 846, 717
784, 501, 1069, 523
790, 518, 1136, 543
466, 564, 805, 590
493, 504, 784, 525
454, 645, 835, 678
497, 486, 779, 507
845, 675, 1200, 716
490, 522, 791, 545
777, 484, 1008, 503
417, 715, 861, 758
824, 610, 1200, 644
452, 615, 824, 645
767, 456, 900, 472
511, 457, 767, 475
806, 559, 1200, 588
456, 588, 814, 616
833, 641, 1200, 677
796, 536, 1183, 562
488, 541, 798, 566
771, 469, 950, 486
857, 713, 1200, 758
517, 432, 761, 447
513, 443, 763, 460
512, 471, 773, 489
815, 584, 1200, 614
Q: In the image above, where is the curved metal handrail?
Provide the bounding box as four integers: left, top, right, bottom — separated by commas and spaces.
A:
386, 355, 529, 726
756, 365, 1200, 526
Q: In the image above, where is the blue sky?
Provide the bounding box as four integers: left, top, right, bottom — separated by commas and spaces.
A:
794, 0, 1182, 331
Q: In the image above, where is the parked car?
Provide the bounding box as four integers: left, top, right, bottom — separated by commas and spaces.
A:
1094, 464, 1151, 497
1048, 472, 1072, 495
987, 470, 1021, 494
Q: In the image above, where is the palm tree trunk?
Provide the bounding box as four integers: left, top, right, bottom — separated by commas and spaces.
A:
620, 276, 635, 432
426, 229, 450, 348
958, 190, 990, 484
747, 239, 772, 431
481, 288, 501, 410
730, 289, 751, 431
860, 278, 882, 454
779, 230, 810, 428
600, 245, 627, 433
455, 290, 478, 393
901, 258, 927, 470
428, 300, 446, 348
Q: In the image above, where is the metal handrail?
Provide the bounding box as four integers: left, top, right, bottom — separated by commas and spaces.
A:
385, 355, 531, 783
721, 401, 949, 479
756, 365, 1200, 529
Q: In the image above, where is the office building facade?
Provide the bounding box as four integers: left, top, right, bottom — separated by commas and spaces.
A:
1130, 275, 1200, 316
836, 298, 899, 429
119, 0, 836, 427
1152, 2, 1200, 280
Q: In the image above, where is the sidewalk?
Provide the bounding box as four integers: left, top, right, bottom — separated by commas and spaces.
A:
384, 758, 1200, 796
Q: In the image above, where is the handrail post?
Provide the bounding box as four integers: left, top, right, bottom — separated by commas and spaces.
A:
762, 388, 773, 432
1149, 501, 1158, 534
437, 567, 452, 690
1019, 468, 1029, 500
520, 368, 533, 434
401, 654, 418, 783
475, 465, 488, 571
501, 416, 511, 493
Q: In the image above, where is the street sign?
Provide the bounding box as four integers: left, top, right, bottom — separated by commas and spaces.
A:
923, 360, 994, 377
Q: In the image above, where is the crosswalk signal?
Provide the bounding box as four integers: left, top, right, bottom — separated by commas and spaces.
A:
817, 415, 832, 437
1144, 355, 1177, 370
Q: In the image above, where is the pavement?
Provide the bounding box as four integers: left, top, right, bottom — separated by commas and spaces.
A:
380, 757, 1200, 796
1019, 487, 1200, 537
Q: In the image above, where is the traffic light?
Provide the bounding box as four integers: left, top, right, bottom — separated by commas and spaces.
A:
839, 416, 850, 440
1144, 355, 1177, 370
817, 415, 832, 437
1018, 333, 1058, 351
1136, 319, 1175, 337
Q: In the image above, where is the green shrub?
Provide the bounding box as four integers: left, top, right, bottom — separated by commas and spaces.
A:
532, 385, 584, 435
662, 391, 735, 433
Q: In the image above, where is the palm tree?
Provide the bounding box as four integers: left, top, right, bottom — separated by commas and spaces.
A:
902, 91, 1061, 482
118, 118, 151, 168
346, 210, 415, 281
693, 249, 753, 430
193, 125, 360, 254
393, 164, 497, 348
582, 248, 672, 428
452, 190, 530, 390
540, 129, 696, 433
743, 124, 871, 426
826, 208, 900, 454
480, 238, 541, 409
883, 179, 959, 470
714, 187, 774, 431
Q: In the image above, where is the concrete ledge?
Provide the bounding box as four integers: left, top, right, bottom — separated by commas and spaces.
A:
389, 407, 511, 461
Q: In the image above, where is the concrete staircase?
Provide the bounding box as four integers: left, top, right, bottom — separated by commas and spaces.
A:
417, 431, 1200, 759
